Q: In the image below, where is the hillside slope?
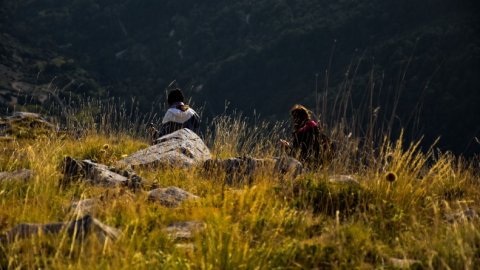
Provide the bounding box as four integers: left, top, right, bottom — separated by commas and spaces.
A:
0, 0, 479, 154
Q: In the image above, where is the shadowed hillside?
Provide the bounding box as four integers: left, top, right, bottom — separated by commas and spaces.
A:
0, 0, 479, 154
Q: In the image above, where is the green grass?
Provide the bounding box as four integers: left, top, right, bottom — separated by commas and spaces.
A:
0, 114, 479, 269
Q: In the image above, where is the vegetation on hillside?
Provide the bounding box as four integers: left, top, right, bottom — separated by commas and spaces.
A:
0, 0, 479, 154
0, 1, 479, 267
0, 105, 478, 269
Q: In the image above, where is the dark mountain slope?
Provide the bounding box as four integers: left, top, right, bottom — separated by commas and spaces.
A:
1, 0, 479, 154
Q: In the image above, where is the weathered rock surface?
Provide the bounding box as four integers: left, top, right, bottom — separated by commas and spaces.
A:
71, 198, 98, 215
117, 128, 211, 168
0, 215, 119, 244
0, 169, 33, 182
445, 207, 478, 223
148, 186, 199, 208
62, 156, 143, 190
0, 111, 56, 139
328, 175, 360, 186
388, 257, 422, 269
164, 221, 205, 241
274, 156, 304, 177
203, 156, 303, 185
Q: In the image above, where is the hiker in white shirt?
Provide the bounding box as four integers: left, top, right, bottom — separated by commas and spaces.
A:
156, 88, 200, 138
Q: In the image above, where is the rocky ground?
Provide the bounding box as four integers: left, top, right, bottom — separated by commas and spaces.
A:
0, 112, 478, 269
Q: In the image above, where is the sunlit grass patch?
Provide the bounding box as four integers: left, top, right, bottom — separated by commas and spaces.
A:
0, 112, 478, 269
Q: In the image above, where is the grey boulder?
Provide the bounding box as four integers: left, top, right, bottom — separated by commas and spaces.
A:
148, 186, 199, 208
0, 215, 119, 244
164, 221, 205, 241
328, 175, 360, 186
70, 198, 98, 215
117, 128, 211, 168
203, 156, 303, 185
0, 111, 57, 139
0, 169, 33, 182
388, 257, 422, 269
445, 207, 478, 223
62, 156, 143, 190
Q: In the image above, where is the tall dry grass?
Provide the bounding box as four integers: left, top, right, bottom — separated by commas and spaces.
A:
0, 72, 479, 268
0, 106, 478, 269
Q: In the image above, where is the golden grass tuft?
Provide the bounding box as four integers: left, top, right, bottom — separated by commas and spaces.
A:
0, 113, 478, 269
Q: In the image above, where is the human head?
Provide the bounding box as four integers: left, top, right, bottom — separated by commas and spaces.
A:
290, 104, 311, 122
167, 88, 184, 106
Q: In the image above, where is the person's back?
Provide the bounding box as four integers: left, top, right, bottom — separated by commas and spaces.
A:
153, 89, 200, 140
281, 104, 334, 168
160, 102, 199, 136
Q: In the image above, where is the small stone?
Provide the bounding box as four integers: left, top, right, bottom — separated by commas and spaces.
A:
203, 156, 303, 185
1, 215, 119, 244
0, 169, 33, 182
174, 243, 195, 253
148, 187, 199, 208
2, 111, 57, 138
388, 257, 421, 269
274, 156, 304, 177
164, 221, 205, 241
71, 198, 97, 215
328, 175, 360, 186
445, 207, 478, 223
61, 157, 143, 190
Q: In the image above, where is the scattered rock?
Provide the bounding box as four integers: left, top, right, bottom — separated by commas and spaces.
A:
174, 243, 195, 253
0, 215, 119, 244
8, 112, 50, 122
388, 257, 421, 269
203, 156, 303, 185
62, 156, 143, 190
0, 169, 33, 182
274, 156, 304, 178
328, 175, 360, 186
0, 111, 56, 139
445, 207, 478, 223
117, 128, 211, 168
71, 198, 98, 215
148, 186, 199, 208
164, 221, 205, 241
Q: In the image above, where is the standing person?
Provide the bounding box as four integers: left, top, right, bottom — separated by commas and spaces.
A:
149, 88, 200, 141
279, 104, 334, 168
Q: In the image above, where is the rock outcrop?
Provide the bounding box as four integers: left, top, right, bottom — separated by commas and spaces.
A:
62, 156, 143, 190
444, 207, 478, 223
203, 156, 303, 185
0, 215, 119, 244
388, 257, 422, 269
70, 198, 98, 215
148, 186, 199, 208
164, 221, 205, 241
0, 112, 56, 139
117, 128, 211, 169
328, 175, 360, 186
0, 169, 33, 182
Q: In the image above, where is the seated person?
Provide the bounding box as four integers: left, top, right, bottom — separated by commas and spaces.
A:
279, 104, 334, 168
149, 88, 200, 141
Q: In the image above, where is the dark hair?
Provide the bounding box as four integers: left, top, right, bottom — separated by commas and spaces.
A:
290, 104, 311, 120
167, 89, 184, 106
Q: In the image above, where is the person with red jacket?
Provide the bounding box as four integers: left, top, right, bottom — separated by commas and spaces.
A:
280, 104, 333, 167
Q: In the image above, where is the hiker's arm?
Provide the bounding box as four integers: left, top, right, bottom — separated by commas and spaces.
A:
279, 139, 291, 148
